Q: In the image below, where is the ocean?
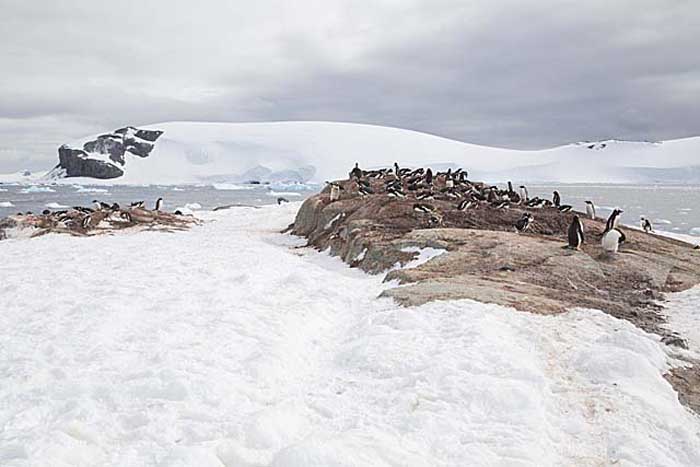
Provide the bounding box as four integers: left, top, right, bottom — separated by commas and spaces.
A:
1, 182, 699, 237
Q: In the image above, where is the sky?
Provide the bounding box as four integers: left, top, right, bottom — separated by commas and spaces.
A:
1, 0, 699, 172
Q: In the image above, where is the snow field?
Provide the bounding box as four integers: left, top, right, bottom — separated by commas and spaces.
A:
1, 203, 699, 466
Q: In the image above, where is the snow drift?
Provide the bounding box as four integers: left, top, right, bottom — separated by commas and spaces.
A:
40, 121, 700, 185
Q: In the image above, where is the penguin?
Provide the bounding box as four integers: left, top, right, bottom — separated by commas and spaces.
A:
585, 201, 596, 219
394, 162, 400, 174
445, 176, 454, 188
605, 209, 623, 233
457, 199, 475, 211
131, 201, 145, 209
640, 216, 654, 233
425, 168, 433, 185
155, 197, 164, 211
329, 182, 341, 202
553, 191, 561, 207
93, 200, 111, 211
277, 197, 289, 205
349, 163, 363, 180
558, 205, 573, 213
519, 185, 529, 203
387, 187, 406, 199
358, 185, 373, 196
602, 228, 626, 254
567, 215, 585, 249
416, 191, 434, 201
515, 213, 533, 233
413, 203, 435, 214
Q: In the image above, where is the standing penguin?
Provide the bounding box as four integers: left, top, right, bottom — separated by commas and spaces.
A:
602, 228, 626, 254
567, 215, 585, 249
425, 168, 433, 185
605, 209, 623, 233
350, 163, 363, 180
640, 216, 654, 233
585, 201, 596, 219
553, 191, 561, 207
155, 197, 164, 211
329, 182, 341, 202
519, 185, 529, 203
515, 213, 533, 233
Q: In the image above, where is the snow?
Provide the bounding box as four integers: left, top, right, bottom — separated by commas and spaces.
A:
45, 202, 69, 209
74, 186, 110, 194
20, 185, 55, 193
1, 203, 699, 466
0, 201, 14, 208
212, 183, 255, 191
20, 121, 700, 186
398, 246, 447, 270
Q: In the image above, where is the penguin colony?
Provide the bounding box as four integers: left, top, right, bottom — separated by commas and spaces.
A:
323, 162, 664, 255
3, 197, 198, 237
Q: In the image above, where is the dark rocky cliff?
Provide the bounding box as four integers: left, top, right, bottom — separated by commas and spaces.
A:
52, 126, 163, 179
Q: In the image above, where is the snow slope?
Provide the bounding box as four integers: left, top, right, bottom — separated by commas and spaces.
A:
1, 204, 699, 466
38, 121, 700, 185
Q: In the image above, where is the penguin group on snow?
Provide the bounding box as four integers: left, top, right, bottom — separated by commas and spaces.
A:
328, 161, 666, 256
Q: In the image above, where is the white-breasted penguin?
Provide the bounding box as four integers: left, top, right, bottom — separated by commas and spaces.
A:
602, 228, 626, 253
585, 201, 596, 219
155, 197, 164, 211
605, 208, 623, 232
567, 215, 585, 249
553, 191, 561, 207
640, 216, 654, 233
519, 185, 529, 203
515, 213, 533, 232
329, 182, 341, 201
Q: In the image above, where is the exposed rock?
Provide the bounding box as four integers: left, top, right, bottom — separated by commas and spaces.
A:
54, 126, 163, 179
292, 177, 700, 342
665, 365, 700, 414
58, 145, 124, 179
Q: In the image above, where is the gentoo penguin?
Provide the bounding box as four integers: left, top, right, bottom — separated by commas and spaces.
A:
605, 209, 623, 232
350, 163, 363, 180
457, 199, 474, 211
357, 185, 373, 196
277, 197, 289, 205
93, 200, 111, 210
553, 191, 561, 207
640, 216, 654, 233
519, 185, 529, 202
329, 182, 341, 202
155, 197, 164, 211
567, 215, 585, 249
387, 186, 406, 199
515, 213, 533, 232
425, 168, 433, 185
558, 205, 573, 213
131, 201, 145, 209
413, 203, 436, 214
394, 162, 400, 174
585, 201, 596, 219
602, 228, 626, 253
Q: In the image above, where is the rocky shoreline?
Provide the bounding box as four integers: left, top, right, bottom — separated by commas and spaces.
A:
291, 175, 700, 413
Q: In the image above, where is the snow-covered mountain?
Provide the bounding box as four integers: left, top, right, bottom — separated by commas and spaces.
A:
39, 121, 700, 185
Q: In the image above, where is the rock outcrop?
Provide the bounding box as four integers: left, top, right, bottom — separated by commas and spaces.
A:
291, 178, 700, 342
52, 126, 163, 179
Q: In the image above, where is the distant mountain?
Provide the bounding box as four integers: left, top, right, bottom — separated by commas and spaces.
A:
35, 121, 700, 185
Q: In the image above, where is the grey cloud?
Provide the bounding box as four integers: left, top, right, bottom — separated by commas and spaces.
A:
0, 0, 698, 172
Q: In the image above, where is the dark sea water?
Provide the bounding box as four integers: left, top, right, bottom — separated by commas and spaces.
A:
1, 182, 699, 237
0, 182, 319, 215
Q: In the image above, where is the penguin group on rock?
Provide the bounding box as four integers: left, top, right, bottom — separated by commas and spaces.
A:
327, 162, 673, 256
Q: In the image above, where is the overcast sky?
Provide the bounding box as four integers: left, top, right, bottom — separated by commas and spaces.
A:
1, 0, 699, 171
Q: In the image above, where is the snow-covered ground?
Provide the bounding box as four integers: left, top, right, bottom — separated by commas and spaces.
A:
13, 121, 700, 185
1, 204, 700, 466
